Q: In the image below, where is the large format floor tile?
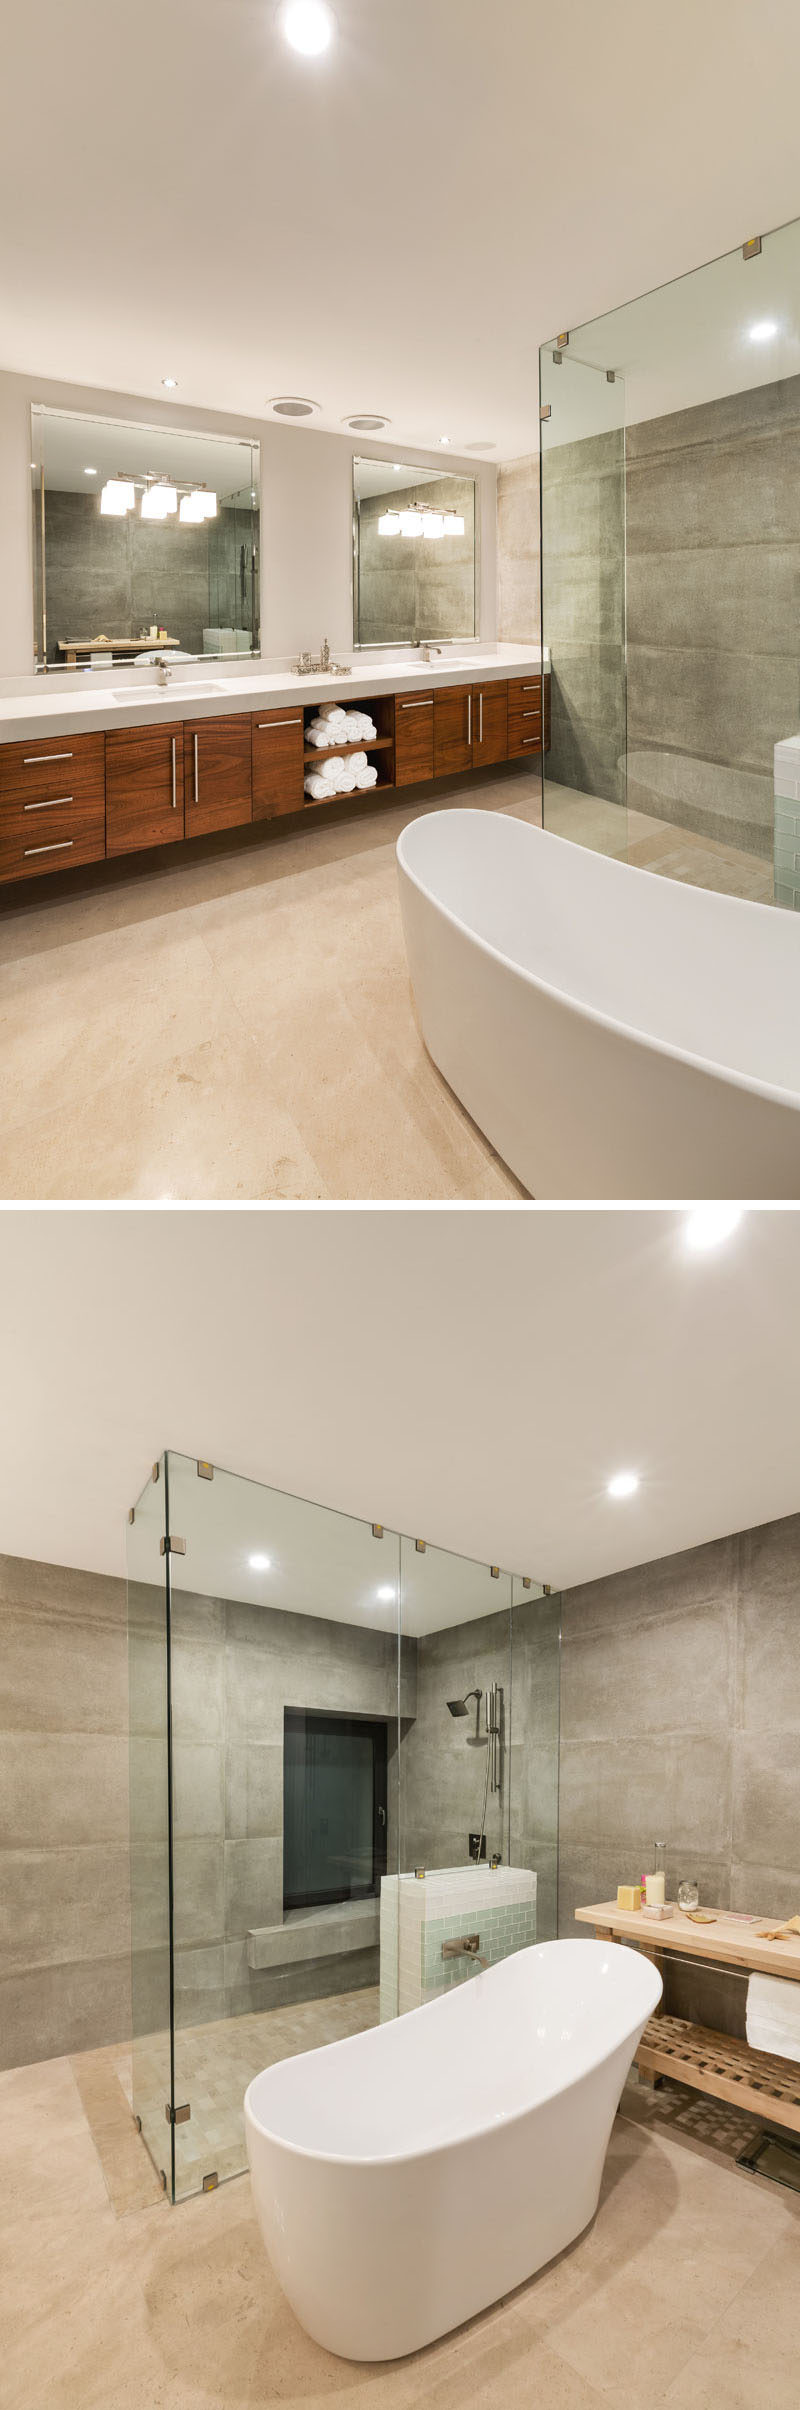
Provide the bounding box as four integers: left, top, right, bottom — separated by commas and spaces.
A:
0, 769, 774, 1199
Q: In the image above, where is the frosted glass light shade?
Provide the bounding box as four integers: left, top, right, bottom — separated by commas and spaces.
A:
141, 484, 178, 520
179, 492, 206, 522
199, 490, 217, 518
422, 511, 444, 539
100, 478, 135, 515
399, 510, 422, 539
443, 512, 465, 535
378, 510, 401, 535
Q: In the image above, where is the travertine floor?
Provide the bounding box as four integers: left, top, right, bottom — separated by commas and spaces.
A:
0, 769, 773, 1200
3, 2050, 799, 2409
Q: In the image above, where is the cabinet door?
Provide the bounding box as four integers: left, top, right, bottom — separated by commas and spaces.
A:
433, 686, 473, 777
184, 716, 252, 839
394, 691, 434, 786
105, 724, 184, 855
252, 710, 304, 820
472, 682, 507, 767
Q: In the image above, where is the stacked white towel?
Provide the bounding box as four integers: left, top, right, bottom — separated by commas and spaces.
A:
746, 1972, 800, 2065
305, 710, 378, 745
304, 749, 379, 801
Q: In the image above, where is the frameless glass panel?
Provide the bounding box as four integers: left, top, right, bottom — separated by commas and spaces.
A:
163, 1452, 400, 2200
30, 405, 260, 671
539, 343, 627, 856
127, 1459, 172, 2197
510, 1581, 561, 1943
353, 455, 477, 647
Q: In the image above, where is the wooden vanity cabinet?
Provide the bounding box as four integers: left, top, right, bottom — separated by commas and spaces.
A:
433, 685, 473, 777
0, 731, 105, 883
251, 707, 305, 820
105, 723, 184, 854
507, 674, 546, 759
394, 690, 435, 786
472, 681, 508, 768
184, 715, 252, 839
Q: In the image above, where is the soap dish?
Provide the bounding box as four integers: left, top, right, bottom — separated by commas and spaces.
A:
641, 1903, 671, 1920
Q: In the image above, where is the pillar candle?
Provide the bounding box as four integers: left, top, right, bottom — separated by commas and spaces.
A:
645, 1872, 666, 1906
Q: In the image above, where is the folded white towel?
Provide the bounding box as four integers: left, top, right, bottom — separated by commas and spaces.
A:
354, 762, 378, 789
348, 750, 368, 771
305, 725, 333, 747
746, 1973, 800, 2063
318, 703, 347, 724
305, 772, 334, 800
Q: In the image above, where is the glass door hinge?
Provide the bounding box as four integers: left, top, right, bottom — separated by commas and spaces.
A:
490, 1565, 500, 1579
165, 2101, 191, 2124
371, 1523, 383, 1538
540, 403, 551, 422
196, 1460, 214, 1480
415, 1538, 426, 1553
128, 1508, 135, 1525
743, 235, 762, 259
522, 1576, 532, 1589
160, 1535, 186, 1557
556, 330, 569, 346
202, 2171, 218, 2192
152, 1462, 160, 1482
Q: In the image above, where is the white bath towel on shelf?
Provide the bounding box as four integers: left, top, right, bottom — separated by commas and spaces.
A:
354, 762, 378, 789
305, 772, 334, 800
318, 703, 348, 723
746, 1972, 800, 2063
348, 750, 368, 772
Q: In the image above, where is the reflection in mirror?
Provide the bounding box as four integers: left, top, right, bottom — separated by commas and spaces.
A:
353, 455, 477, 647
31, 405, 260, 670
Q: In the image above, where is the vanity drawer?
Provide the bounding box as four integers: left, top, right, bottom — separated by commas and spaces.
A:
251, 708, 304, 820
507, 707, 543, 758
0, 789, 106, 883
507, 677, 542, 710
0, 730, 105, 806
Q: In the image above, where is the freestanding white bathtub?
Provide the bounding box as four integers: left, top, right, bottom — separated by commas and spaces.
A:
244, 1938, 661, 2361
396, 807, 800, 1198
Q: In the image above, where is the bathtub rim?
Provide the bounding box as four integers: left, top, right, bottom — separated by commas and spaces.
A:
396, 808, 800, 1118
243, 1938, 662, 2173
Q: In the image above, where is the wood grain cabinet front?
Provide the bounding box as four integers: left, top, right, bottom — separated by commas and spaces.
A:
433, 685, 473, 777
0, 731, 105, 882
184, 715, 252, 839
105, 723, 184, 855
251, 708, 305, 820
472, 681, 508, 767
394, 691, 434, 786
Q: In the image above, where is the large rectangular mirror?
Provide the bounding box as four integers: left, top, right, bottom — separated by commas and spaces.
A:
31, 405, 260, 671
353, 456, 477, 648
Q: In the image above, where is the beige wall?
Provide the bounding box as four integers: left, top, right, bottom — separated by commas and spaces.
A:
496, 450, 540, 643
0, 371, 497, 678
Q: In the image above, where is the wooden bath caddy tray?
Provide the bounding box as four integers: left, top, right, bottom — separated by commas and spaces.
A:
637, 2012, 800, 2134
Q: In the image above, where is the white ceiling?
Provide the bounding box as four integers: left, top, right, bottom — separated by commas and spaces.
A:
33, 409, 256, 500
4, 1, 800, 461
3, 1209, 799, 1610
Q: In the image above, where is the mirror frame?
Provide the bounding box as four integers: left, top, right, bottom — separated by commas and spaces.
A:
352, 453, 479, 650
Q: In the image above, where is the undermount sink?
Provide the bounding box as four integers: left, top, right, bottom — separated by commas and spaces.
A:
109, 679, 229, 701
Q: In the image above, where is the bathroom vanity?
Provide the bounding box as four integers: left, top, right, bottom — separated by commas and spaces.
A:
0, 649, 549, 888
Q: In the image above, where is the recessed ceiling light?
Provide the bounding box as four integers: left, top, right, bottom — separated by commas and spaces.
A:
607, 1471, 639, 1500
161, 376, 178, 390
749, 320, 778, 343
83, 465, 97, 476
343, 413, 390, 433
279, 0, 335, 55
684, 1205, 744, 1253
269, 395, 320, 418
376, 1584, 395, 1603
439, 435, 451, 447
248, 1552, 271, 1572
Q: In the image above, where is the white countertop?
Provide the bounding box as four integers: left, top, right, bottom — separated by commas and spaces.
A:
0, 644, 548, 745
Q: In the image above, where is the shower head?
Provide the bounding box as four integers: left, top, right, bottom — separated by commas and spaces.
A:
447, 1688, 481, 1718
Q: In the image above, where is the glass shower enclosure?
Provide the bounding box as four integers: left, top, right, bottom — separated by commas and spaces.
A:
540, 208, 800, 901
128, 1453, 560, 2201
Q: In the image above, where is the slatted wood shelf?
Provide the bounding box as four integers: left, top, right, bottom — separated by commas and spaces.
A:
637, 2013, 800, 2135
303, 734, 393, 762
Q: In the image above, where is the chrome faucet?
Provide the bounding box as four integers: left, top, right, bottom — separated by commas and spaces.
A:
442, 1934, 489, 1970
153, 654, 173, 687
421, 643, 443, 662
291, 637, 352, 678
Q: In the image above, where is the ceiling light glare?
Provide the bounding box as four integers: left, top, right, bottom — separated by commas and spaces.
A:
376, 1585, 395, 1604
607, 1471, 639, 1500
439, 434, 451, 447
84, 465, 97, 476
100, 478, 135, 516
684, 1205, 744, 1253
377, 510, 401, 535
161, 376, 178, 390
248, 1552, 271, 1572
280, 0, 335, 55
749, 320, 778, 343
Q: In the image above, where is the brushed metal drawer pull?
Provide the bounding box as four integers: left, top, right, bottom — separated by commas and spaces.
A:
467, 693, 472, 746
194, 732, 199, 804
523, 710, 540, 719
522, 736, 539, 747
171, 736, 177, 810
400, 699, 433, 709
257, 716, 302, 728
24, 838, 74, 857
22, 750, 73, 765
521, 684, 540, 694
479, 692, 483, 744
24, 794, 73, 812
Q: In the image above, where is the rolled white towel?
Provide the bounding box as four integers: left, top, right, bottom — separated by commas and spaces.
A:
348, 750, 368, 771
305, 772, 334, 800
318, 703, 347, 724
354, 762, 378, 789
305, 724, 335, 747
